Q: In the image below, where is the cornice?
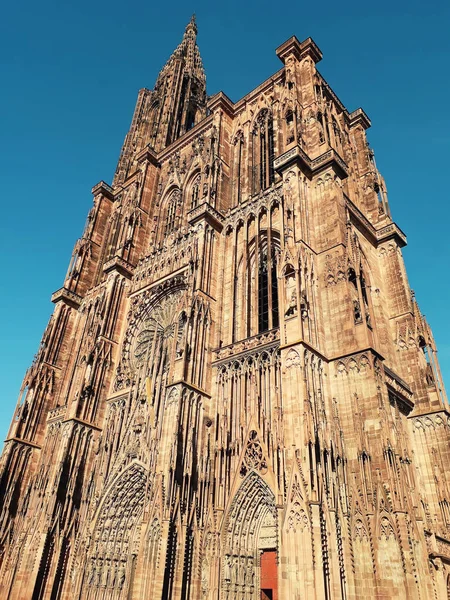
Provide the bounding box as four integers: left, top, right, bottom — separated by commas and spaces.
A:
207, 91, 235, 116
274, 144, 349, 180
51, 287, 83, 309
187, 201, 225, 231
276, 36, 323, 64
3, 437, 41, 449
91, 181, 114, 201
136, 145, 159, 167
348, 108, 372, 130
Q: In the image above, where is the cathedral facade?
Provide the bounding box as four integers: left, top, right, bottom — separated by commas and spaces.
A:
1, 16, 450, 600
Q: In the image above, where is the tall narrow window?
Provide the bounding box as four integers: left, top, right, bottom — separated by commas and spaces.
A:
190, 174, 201, 210
258, 244, 279, 333
258, 251, 269, 333
253, 110, 275, 193
165, 190, 179, 235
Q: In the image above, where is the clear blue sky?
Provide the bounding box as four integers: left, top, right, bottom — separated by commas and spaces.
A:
1, 0, 449, 442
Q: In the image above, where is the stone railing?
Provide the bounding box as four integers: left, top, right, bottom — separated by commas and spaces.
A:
345, 195, 407, 248
131, 231, 198, 293
384, 365, 414, 414
47, 405, 66, 422
213, 328, 280, 363
222, 184, 283, 230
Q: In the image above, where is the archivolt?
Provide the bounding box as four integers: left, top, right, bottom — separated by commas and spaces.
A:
225, 471, 277, 553
82, 462, 148, 598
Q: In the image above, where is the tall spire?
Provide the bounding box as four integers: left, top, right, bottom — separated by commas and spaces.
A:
113, 17, 207, 184
155, 15, 205, 89
151, 15, 206, 146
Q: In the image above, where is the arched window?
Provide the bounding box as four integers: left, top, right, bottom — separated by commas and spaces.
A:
165, 189, 179, 235
252, 110, 275, 194
246, 230, 279, 335
257, 235, 279, 333
190, 174, 201, 210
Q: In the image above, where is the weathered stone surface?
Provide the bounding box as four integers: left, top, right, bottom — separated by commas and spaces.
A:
1, 16, 450, 600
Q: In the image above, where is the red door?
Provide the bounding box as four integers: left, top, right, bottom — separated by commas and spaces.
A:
260, 550, 278, 600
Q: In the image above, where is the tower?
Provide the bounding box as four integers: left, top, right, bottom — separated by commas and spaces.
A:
1, 18, 450, 600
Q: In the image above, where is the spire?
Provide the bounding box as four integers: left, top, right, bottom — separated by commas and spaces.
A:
113, 17, 207, 183
155, 15, 205, 89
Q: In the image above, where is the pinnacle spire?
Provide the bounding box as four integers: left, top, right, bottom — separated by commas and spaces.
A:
185, 13, 197, 35
155, 15, 205, 88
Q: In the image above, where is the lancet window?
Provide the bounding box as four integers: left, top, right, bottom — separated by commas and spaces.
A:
258, 243, 279, 333
165, 189, 179, 236
190, 173, 201, 210
239, 225, 279, 338
252, 110, 275, 193
348, 262, 373, 329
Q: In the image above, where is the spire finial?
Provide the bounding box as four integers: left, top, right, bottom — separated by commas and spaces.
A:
185, 13, 197, 36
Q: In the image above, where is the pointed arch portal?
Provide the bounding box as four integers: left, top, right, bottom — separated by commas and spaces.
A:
222, 471, 278, 600
81, 462, 147, 600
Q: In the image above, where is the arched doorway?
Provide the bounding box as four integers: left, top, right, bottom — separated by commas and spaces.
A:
222, 471, 278, 600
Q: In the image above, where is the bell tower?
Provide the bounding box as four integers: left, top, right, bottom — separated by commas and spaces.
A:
113, 15, 206, 185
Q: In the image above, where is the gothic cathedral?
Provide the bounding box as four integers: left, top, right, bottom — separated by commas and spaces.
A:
1, 16, 450, 600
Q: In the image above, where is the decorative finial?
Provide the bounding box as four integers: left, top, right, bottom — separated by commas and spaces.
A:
185, 13, 197, 35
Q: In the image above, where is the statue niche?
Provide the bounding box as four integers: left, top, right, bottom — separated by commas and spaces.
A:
284, 265, 297, 317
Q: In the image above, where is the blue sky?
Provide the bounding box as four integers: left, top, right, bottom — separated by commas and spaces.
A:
0, 0, 449, 442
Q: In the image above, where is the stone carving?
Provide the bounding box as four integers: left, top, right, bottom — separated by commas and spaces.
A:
240, 430, 267, 476
284, 270, 297, 317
